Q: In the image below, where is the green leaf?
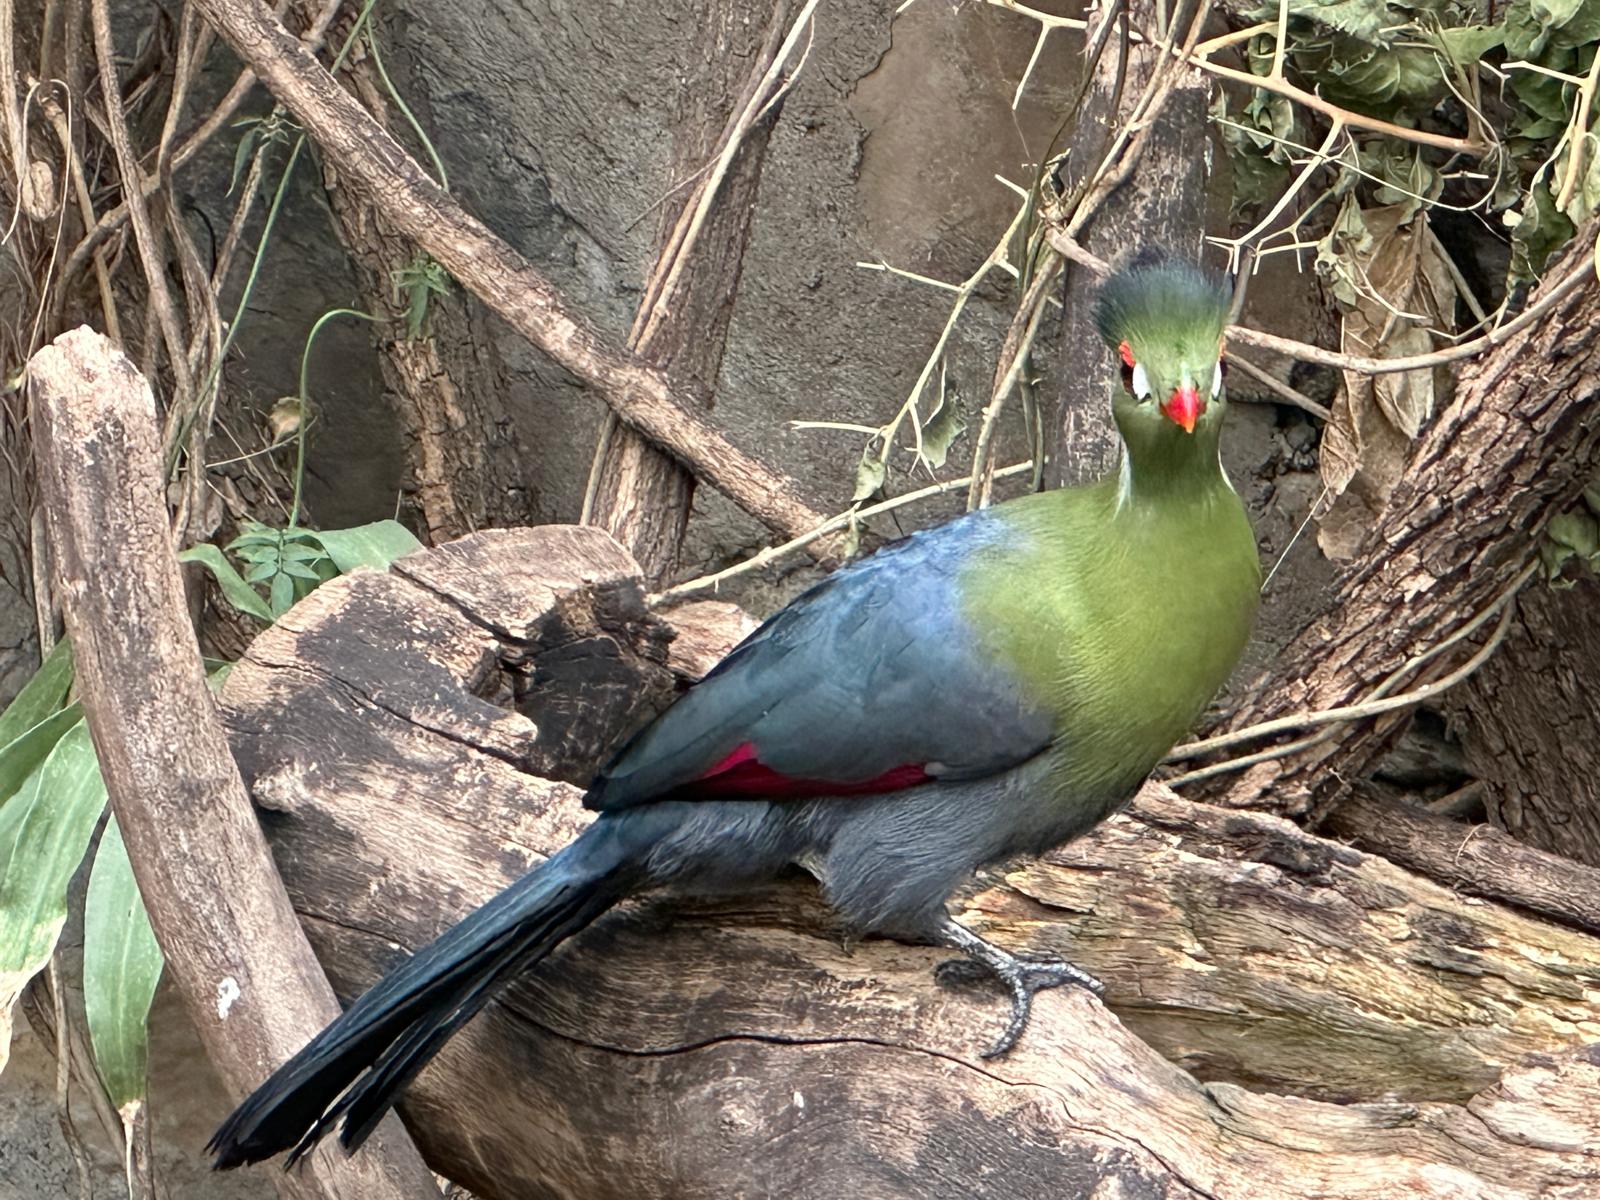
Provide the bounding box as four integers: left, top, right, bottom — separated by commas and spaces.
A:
1433, 24, 1505, 67
83, 817, 162, 1112
276, 541, 326, 564
242, 560, 279, 584
1547, 509, 1600, 558
277, 559, 322, 582
0, 705, 84, 814
228, 124, 258, 196
178, 544, 274, 623
0, 722, 108, 1076
1508, 177, 1578, 285
1533, 0, 1600, 41
0, 638, 73, 752
1274, 0, 1391, 41
308, 520, 422, 574
269, 571, 295, 617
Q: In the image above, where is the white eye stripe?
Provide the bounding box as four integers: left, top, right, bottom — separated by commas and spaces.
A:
1131, 362, 1152, 399
1211, 361, 1224, 398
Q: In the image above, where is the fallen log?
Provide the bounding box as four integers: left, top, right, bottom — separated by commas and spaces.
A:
220, 525, 1600, 1198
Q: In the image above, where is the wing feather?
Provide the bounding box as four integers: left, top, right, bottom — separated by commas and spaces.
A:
585, 510, 1054, 810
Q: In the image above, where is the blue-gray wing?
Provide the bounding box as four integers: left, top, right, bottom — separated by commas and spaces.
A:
584, 510, 1055, 810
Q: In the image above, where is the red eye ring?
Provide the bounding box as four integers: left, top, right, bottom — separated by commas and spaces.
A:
1118, 341, 1136, 392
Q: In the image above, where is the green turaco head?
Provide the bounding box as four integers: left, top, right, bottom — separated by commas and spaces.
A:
1094, 259, 1231, 461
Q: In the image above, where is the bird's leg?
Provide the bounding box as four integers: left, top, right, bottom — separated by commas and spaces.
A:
932, 917, 1104, 1058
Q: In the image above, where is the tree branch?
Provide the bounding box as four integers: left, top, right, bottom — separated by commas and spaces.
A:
27, 327, 439, 1200
186, 0, 829, 545
1191, 223, 1600, 832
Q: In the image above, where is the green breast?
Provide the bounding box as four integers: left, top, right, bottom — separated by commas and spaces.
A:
963, 476, 1260, 807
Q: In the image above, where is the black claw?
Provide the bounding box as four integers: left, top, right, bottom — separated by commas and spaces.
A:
979, 958, 1104, 1058
932, 918, 1103, 1057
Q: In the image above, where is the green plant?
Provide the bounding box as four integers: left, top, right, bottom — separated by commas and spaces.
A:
181, 518, 422, 621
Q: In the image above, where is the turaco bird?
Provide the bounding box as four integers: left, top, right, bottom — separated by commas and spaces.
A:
210, 257, 1260, 1170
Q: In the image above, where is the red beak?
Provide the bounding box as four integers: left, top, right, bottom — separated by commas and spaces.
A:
1163, 385, 1202, 434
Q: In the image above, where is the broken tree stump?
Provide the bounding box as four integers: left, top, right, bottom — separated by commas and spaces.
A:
219, 525, 1600, 1199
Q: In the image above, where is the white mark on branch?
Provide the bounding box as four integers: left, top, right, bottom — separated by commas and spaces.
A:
792, 1090, 806, 1112
216, 976, 241, 1019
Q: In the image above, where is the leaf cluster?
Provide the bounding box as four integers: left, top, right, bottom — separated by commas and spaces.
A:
180, 518, 422, 622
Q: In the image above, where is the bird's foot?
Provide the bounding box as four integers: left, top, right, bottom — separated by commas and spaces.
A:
932, 918, 1104, 1058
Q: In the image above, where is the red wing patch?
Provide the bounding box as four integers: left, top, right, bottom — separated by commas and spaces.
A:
692, 741, 932, 798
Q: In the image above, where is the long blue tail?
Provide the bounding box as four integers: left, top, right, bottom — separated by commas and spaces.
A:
208, 813, 656, 1168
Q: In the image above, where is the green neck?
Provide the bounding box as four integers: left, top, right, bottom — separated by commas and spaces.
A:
1110, 406, 1231, 510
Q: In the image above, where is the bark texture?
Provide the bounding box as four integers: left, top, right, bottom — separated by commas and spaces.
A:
1443, 574, 1600, 866
187, 0, 830, 546
1196, 230, 1600, 823
586, 2, 794, 584
314, 18, 531, 543
1052, 7, 1211, 485
27, 328, 438, 1200
219, 523, 1600, 1199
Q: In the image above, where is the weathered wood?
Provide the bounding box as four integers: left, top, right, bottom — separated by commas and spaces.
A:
1320, 784, 1600, 936
587, 1, 796, 585
26, 327, 439, 1200
221, 523, 1600, 1198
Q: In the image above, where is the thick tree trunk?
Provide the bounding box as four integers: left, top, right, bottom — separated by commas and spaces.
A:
219, 524, 1600, 1199
189, 0, 830, 545
585, 2, 795, 585
1052, 5, 1211, 485
1194, 229, 1600, 830
314, 16, 531, 543
1443, 574, 1600, 865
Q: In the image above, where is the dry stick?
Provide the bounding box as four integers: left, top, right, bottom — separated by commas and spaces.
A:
33, 87, 122, 341
655, 460, 1037, 603
979, 0, 1212, 504
1322, 785, 1600, 938
965, 0, 1133, 508
1225, 352, 1330, 420
1166, 593, 1520, 788
634, 0, 817, 351
27, 328, 439, 1200
188, 0, 825, 543
56, 0, 342, 292
1191, 57, 1484, 156
1050, 228, 1598, 376
1555, 49, 1600, 212
88, 0, 195, 408
581, 1, 814, 530
1166, 561, 1535, 780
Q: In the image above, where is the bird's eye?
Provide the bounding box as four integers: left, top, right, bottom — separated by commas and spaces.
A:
1211, 359, 1225, 398
1130, 362, 1152, 400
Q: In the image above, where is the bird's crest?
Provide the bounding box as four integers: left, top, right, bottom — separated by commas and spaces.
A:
1093, 257, 1230, 354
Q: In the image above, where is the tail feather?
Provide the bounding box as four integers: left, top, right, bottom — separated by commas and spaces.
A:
322, 882, 620, 1160
209, 815, 653, 1169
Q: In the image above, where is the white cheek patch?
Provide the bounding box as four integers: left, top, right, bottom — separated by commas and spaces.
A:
1131, 362, 1152, 399
1211, 360, 1224, 398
